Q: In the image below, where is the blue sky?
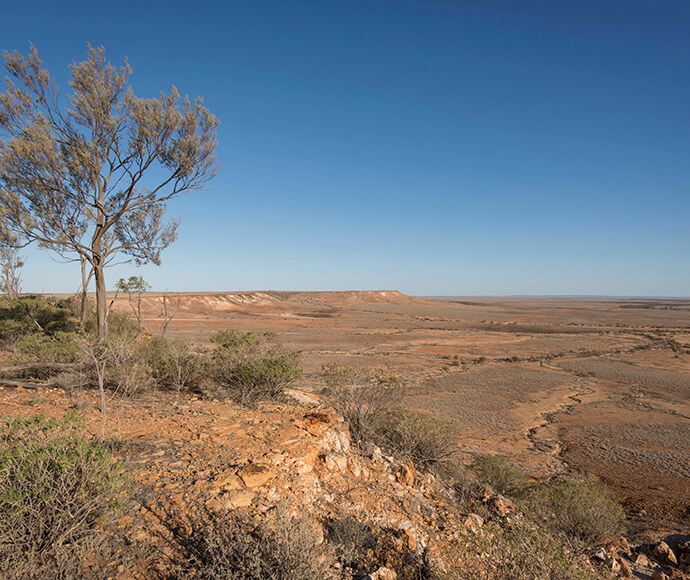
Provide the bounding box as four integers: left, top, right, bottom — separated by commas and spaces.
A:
2, 1, 688, 296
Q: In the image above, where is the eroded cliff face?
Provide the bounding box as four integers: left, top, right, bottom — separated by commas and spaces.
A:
1, 385, 687, 579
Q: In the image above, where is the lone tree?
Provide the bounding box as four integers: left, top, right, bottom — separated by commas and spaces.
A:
116, 275, 151, 327
0, 45, 218, 338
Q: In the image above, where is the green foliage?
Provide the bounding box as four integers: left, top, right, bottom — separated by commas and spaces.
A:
139, 336, 200, 391
469, 454, 625, 545
115, 275, 150, 293
0, 412, 123, 566
469, 454, 529, 497
106, 309, 141, 340
445, 519, 602, 580
210, 329, 265, 353
208, 353, 302, 407
518, 479, 626, 544
0, 296, 77, 343
202, 329, 301, 406
13, 331, 82, 364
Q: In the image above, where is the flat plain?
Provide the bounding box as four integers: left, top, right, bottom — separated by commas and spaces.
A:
115, 290, 690, 539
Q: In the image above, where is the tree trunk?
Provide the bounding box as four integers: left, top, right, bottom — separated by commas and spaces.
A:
79, 259, 90, 325
94, 262, 107, 339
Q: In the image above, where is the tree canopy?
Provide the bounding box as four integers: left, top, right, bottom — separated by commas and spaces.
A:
0, 45, 219, 337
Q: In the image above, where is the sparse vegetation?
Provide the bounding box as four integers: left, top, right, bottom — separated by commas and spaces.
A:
373, 407, 459, 472
518, 479, 626, 544
324, 514, 437, 579
163, 505, 328, 580
322, 363, 404, 448
0, 412, 124, 576
445, 519, 602, 580
469, 454, 529, 497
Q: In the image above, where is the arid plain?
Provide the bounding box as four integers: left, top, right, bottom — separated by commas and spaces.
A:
116, 290, 690, 540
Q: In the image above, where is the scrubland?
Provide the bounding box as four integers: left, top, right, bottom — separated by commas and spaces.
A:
0, 291, 688, 579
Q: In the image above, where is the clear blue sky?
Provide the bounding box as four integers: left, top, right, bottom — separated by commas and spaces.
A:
2, 1, 688, 296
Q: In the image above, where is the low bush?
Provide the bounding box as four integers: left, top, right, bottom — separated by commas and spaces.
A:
208, 353, 302, 406
0, 412, 123, 574
139, 336, 200, 393
12, 331, 82, 365
324, 514, 437, 579
469, 454, 529, 497
445, 519, 600, 580
322, 363, 404, 447
163, 505, 328, 579
210, 328, 270, 352
518, 479, 625, 544
373, 408, 459, 473
202, 329, 302, 406
0, 296, 77, 343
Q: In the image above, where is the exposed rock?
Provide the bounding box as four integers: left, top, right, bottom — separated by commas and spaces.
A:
655, 541, 679, 566
487, 495, 515, 517
396, 459, 417, 487
463, 513, 484, 532
222, 489, 255, 509
651, 571, 668, 580
633, 552, 651, 567
620, 559, 633, 579
238, 462, 277, 488
365, 567, 397, 580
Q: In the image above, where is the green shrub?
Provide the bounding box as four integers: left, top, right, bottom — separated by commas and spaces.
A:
139, 336, 200, 392
210, 328, 266, 352
0, 412, 123, 571
373, 408, 459, 472
12, 331, 82, 365
445, 519, 601, 580
164, 506, 328, 580
209, 353, 302, 406
0, 296, 77, 343
469, 455, 528, 497
202, 329, 302, 406
518, 479, 625, 544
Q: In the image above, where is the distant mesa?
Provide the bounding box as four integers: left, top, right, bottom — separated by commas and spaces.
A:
108, 290, 429, 317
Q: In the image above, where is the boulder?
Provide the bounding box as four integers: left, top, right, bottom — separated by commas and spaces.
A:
238, 462, 277, 488
654, 541, 679, 566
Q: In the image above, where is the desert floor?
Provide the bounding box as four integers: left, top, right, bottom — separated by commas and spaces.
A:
107, 290, 690, 539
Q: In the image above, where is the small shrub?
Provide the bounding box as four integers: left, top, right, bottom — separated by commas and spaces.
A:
0, 412, 123, 571
0, 296, 77, 343
203, 329, 302, 406
210, 328, 267, 352
324, 515, 377, 571
469, 454, 528, 497
139, 336, 200, 393
322, 364, 404, 448
445, 462, 482, 508
209, 353, 302, 406
518, 479, 625, 544
373, 408, 459, 472
324, 514, 436, 579
445, 519, 600, 579
164, 505, 328, 579
12, 331, 82, 365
